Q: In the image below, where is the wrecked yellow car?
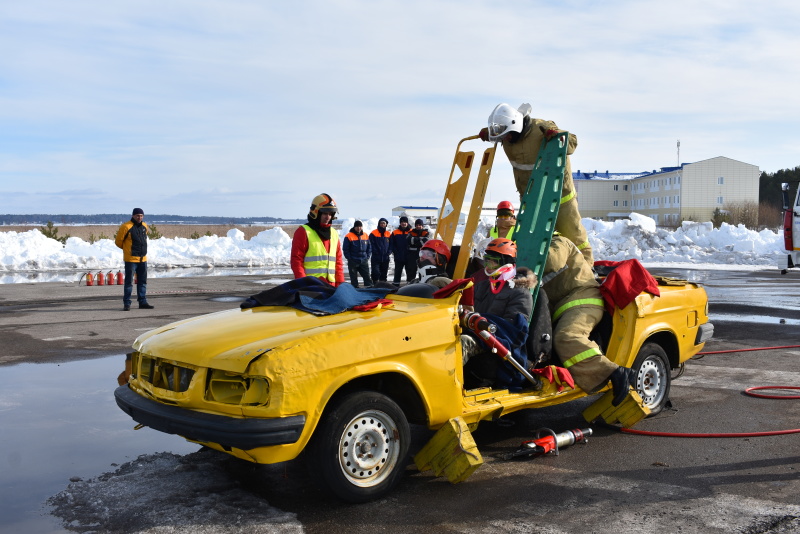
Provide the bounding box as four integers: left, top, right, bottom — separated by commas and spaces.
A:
115, 134, 713, 502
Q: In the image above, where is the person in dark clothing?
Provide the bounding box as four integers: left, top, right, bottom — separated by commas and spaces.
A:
405, 218, 430, 282
369, 217, 392, 282
115, 208, 153, 311
390, 216, 412, 284
342, 220, 373, 288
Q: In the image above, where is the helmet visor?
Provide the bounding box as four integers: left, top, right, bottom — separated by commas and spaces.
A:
488, 122, 510, 139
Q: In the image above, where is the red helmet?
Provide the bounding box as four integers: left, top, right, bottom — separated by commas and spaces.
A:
497, 200, 514, 212
421, 239, 451, 262
485, 238, 517, 261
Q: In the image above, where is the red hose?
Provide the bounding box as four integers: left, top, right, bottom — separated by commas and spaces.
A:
618, 345, 800, 438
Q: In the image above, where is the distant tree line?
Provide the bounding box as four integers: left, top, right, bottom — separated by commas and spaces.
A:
0, 214, 305, 225
759, 166, 800, 228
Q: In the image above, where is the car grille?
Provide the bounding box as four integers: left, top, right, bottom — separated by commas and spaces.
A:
135, 353, 196, 393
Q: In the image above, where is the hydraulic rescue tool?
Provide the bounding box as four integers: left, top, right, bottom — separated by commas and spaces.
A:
460, 310, 542, 389
497, 427, 592, 460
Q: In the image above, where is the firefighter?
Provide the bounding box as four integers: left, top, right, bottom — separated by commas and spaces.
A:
342, 220, 372, 288
542, 233, 634, 405
487, 200, 516, 240
412, 239, 452, 286
290, 193, 345, 286
462, 238, 538, 389
479, 103, 594, 265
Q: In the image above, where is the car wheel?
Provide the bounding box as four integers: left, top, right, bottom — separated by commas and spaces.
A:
309, 391, 410, 503
632, 343, 671, 416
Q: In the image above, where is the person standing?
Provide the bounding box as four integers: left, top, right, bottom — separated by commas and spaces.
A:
291, 193, 345, 286
405, 218, 430, 282
342, 220, 373, 288
480, 102, 594, 265
390, 216, 412, 284
487, 200, 516, 240
369, 217, 392, 282
115, 208, 154, 311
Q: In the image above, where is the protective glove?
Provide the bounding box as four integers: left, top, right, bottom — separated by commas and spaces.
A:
540, 126, 559, 140
478, 127, 489, 142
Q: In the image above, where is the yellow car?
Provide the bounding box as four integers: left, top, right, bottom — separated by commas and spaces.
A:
115, 133, 712, 502
115, 275, 711, 502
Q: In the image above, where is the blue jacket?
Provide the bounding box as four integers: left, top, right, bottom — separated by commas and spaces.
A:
343, 228, 371, 263
390, 226, 411, 262
369, 219, 392, 262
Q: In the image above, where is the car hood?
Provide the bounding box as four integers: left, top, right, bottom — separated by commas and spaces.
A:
133, 293, 460, 373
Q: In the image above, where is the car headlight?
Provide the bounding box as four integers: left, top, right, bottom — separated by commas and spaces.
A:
207, 369, 270, 406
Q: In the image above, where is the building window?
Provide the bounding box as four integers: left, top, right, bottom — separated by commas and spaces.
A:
623, 184, 628, 191
613, 184, 619, 191
717, 196, 724, 205
718, 176, 724, 185
613, 200, 619, 207
623, 200, 628, 207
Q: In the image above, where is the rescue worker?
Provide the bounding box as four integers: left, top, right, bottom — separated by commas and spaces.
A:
542, 233, 635, 405
115, 207, 154, 311
369, 217, 392, 282
479, 103, 594, 265
487, 200, 516, 240
462, 238, 538, 389
405, 218, 430, 281
411, 239, 452, 287
390, 216, 412, 284
342, 220, 372, 288
291, 193, 345, 286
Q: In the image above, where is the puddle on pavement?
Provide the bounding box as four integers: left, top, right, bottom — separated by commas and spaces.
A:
711, 313, 800, 326
0, 355, 200, 533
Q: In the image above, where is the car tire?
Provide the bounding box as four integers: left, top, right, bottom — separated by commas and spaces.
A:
309, 391, 410, 503
632, 343, 671, 416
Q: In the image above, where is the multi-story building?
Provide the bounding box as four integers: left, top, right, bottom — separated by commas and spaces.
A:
572, 156, 760, 225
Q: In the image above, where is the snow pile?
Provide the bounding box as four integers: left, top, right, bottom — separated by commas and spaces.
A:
0, 214, 787, 278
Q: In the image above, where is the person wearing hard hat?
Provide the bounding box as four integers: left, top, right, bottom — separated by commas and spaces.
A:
411, 239, 452, 287
479, 103, 594, 265
291, 193, 345, 286
115, 208, 154, 311
462, 238, 538, 390
487, 200, 516, 240
542, 233, 635, 406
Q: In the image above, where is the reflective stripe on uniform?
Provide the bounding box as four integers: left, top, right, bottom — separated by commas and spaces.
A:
560, 190, 575, 204
577, 240, 590, 250
489, 226, 515, 239
563, 346, 603, 368
509, 159, 535, 171
552, 297, 604, 322
302, 225, 339, 283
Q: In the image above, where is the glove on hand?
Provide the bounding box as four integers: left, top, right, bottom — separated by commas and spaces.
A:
478, 127, 489, 142
540, 126, 559, 140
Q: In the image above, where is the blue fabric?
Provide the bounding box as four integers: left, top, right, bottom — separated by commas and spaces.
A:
299, 283, 392, 315
481, 312, 530, 390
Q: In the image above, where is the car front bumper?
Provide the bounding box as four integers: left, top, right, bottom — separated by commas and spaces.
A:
115, 385, 305, 451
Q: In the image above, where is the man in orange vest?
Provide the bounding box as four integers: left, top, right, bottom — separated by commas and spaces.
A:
342, 220, 373, 287
290, 193, 345, 285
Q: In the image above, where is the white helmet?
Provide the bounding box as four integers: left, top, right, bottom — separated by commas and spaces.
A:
487, 103, 524, 141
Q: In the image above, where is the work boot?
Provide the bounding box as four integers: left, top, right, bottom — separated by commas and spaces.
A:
123, 305, 130, 311
139, 302, 154, 309
609, 366, 636, 406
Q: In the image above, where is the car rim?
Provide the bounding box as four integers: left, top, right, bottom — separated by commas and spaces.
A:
337, 409, 400, 488
635, 356, 666, 409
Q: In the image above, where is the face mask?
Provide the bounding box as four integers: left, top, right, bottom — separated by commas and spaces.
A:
484, 263, 516, 294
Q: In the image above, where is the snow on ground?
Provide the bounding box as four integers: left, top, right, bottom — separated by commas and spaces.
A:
0, 213, 788, 284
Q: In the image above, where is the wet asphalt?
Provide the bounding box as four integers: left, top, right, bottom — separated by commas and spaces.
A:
1, 269, 800, 533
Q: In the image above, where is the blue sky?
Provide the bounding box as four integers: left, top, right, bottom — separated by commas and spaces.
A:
1, 1, 798, 220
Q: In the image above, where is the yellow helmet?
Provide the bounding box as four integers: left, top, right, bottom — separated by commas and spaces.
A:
309, 193, 338, 220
